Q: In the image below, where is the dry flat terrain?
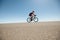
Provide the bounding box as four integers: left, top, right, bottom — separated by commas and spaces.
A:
0, 21, 60, 40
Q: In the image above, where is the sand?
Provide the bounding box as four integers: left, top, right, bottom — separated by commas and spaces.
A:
0, 21, 60, 40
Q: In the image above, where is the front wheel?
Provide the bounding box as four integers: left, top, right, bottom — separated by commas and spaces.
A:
34, 17, 38, 22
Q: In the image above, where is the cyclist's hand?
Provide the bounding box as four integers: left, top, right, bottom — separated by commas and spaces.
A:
34, 15, 36, 16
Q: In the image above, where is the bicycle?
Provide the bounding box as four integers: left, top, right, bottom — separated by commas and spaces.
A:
27, 15, 38, 23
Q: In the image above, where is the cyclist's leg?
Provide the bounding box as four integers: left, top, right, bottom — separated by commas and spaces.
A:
30, 16, 33, 21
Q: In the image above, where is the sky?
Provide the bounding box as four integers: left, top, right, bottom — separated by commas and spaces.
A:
0, 0, 60, 23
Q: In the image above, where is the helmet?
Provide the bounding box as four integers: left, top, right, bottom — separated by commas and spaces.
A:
32, 11, 34, 12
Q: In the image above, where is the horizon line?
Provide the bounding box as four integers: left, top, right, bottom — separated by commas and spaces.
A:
0, 20, 60, 24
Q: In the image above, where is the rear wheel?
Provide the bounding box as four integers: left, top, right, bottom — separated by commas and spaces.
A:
27, 17, 31, 23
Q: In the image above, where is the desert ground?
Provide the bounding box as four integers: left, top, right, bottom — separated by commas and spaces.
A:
0, 21, 60, 40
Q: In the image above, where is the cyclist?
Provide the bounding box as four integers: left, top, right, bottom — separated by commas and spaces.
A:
29, 11, 36, 21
